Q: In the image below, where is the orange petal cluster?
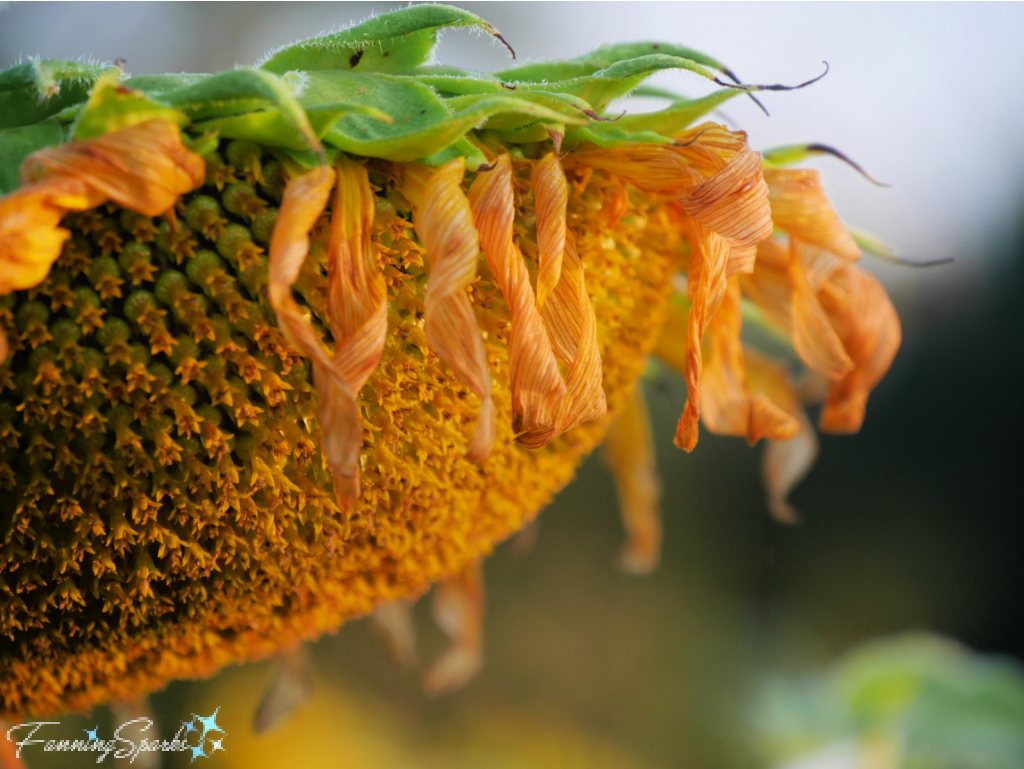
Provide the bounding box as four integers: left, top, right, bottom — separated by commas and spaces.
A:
0, 120, 204, 361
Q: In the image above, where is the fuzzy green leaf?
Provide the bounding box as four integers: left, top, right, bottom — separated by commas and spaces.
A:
0, 119, 66, 194
192, 102, 391, 152
260, 5, 512, 76
497, 42, 730, 84
516, 54, 725, 114
0, 60, 117, 130
563, 125, 672, 149
124, 73, 208, 94
442, 91, 592, 131
155, 68, 322, 153
613, 89, 741, 136
72, 73, 186, 140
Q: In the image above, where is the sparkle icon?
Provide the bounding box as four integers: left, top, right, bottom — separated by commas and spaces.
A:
84, 726, 99, 742
195, 708, 223, 736
210, 738, 225, 753
182, 720, 195, 733
189, 742, 207, 763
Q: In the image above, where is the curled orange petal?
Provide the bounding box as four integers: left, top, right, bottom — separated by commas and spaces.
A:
267, 165, 337, 374
788, 244, 854, 380
469, 155, 565, 447
22, 119, 204, 217
318, 157, 389, 508
764, 167, 861, 287
762, 409, 819, 525
0, 120, 204, 363
532, 152, 569, 308
745, 348, 801, 446
676, 145, 772, 253
425, 561, 484, 695
675, 220, 731, 451
698, 278, 750, 437
567, 142, 701, 193
540, 227, 607, 434
414, 158, 494, 462
604, 386, 662, 574
817, 265, 901, 433
370, 600, 417, 668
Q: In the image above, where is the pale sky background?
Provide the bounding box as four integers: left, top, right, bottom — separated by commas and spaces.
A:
2, 2, 1023, 309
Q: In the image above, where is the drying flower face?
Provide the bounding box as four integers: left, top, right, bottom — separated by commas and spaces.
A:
0, 5, 901, 718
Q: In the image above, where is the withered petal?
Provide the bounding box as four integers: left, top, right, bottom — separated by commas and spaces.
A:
414, 158, 494, 462
469, 155, 565, 446
604, 386, 662, 574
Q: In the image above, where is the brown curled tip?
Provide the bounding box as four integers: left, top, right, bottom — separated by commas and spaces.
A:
720, 65, 769, 117
494, 31, 516, 60
579, 108, 626, 123
714, 61, 830, 95
805, 143, 891, 187
673, 128, 708, 148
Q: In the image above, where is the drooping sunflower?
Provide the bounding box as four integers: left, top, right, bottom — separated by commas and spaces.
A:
0, 6, 902, 718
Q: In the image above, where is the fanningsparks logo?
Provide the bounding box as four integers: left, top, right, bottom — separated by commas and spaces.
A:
6, 708, 226, 763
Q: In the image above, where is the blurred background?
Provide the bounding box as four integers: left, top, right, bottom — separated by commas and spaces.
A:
2, 3, 1023, 768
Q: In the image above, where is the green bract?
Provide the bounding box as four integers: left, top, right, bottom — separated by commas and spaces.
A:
0, 4, 767, 194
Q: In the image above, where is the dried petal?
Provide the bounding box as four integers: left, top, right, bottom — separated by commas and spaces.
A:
424, 561, 484, 695
370, 600, 417, 668
762, 410, 818, 524
252, 646, 313, 734
818, 265, 901, 433
320, 157, 389, 506
764, 167, 861, 287
789, 246, 854, 380
569, 142, 701, 193
676, 145, 772, 253
469, 155, 565, 446
21, 120, 204, 217
532, 152, 569, 307
745, 348, 801, 446
0, 121, 204, 363
604, 386, 662, 574
698, 278, 750, 437
675, 220, 731, 450
267, 165, 337, 372
414, 158, 495, 462
541, 229, 608, 433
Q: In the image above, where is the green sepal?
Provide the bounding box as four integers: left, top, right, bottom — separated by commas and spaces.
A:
0, 59, 118, 130
442, 91, 593, 132
563, 125, 673, 149
186, 131, 222, 157
848, 227, 896, 260
761, 144, 824, 168
123, 74, 207, 93
0, 119, 67, 194
259, 5, 512, 76
613, 89, 742, 136
72, 73, 187, 141
422, 138, 488, 170
516, 54, 726, 114
397, 73, 510, 97
497, 42, 731, 84
628, 85, 691, 101
154, 68, 322, 153
191, 102, 391, 152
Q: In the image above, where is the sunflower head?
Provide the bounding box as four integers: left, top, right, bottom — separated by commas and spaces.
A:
0, 5, 900, 719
